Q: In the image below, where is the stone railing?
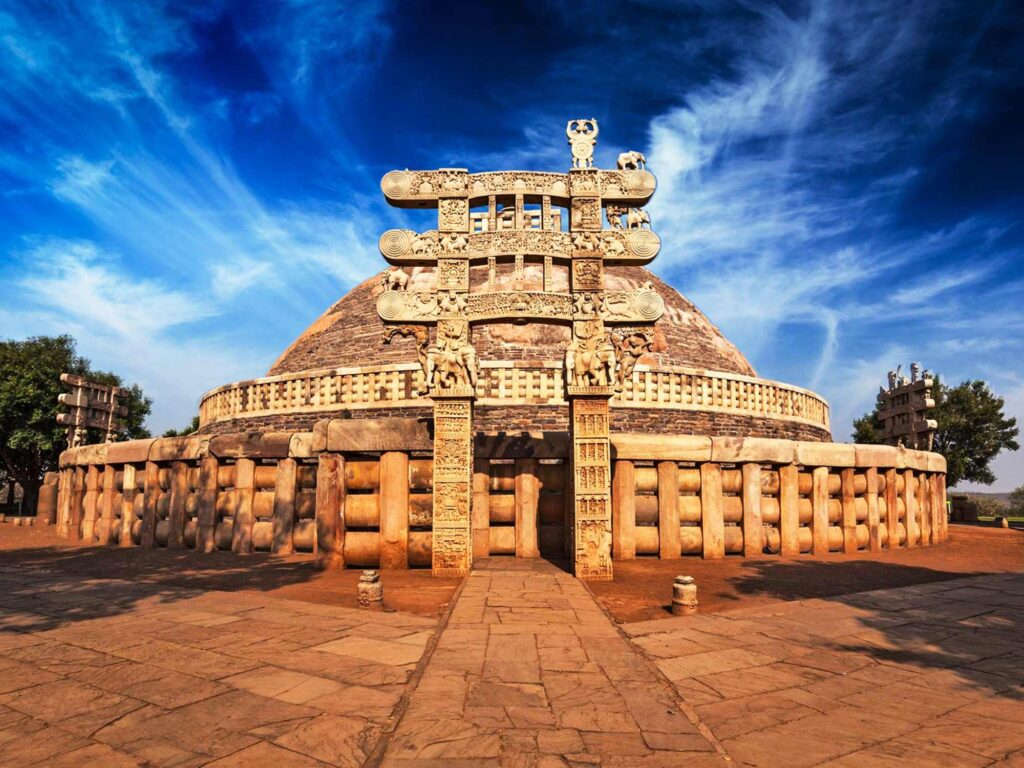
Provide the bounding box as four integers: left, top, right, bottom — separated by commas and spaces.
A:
48, 423, 944, 568
198, 363, 830, 432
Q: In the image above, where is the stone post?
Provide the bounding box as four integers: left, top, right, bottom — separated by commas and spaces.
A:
167, 461, 188, 549
568, 386, 614, 580
380, 451, 410, 569
515, 458, 540, 559
81, 464, 99, 542
903, 469, 917, 548
120, 464, 137, 548
865, 466, 881, 552
811, 467, 829, 555
431, 389, 475, 576
140, 462, 159, 548
611, 459, 636, 560
700, 463, 724, 559
196, 456, 218, 553
231, 459, 256, 553
472, 457, 491, 561
272, 458, 297, 555
885, 468, 899, 549
315, 453, 345, 569
741, 463, 763, 556
97, 464, 116, 545
779, 464, 799, 556
657, 461, 680, 559
841, 468, 857, 554
918, 471, 931, 547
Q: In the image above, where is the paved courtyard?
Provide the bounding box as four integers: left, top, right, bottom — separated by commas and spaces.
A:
0, 531, 1022, 766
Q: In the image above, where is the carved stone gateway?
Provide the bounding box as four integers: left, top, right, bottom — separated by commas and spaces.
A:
377, 119, 660, 576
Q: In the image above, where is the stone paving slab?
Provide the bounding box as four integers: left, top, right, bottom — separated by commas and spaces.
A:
620, 571, 1024, 768
0, 566, 437, 767
377, 558, 728, 766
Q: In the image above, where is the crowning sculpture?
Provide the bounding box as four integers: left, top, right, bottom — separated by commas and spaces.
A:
377, 119, 662, 578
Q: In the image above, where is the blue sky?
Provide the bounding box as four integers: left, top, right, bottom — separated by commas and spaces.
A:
1, 0, 1021, 489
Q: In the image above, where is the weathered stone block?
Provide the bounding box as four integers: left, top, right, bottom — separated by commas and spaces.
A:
854, 444, 898, 468
711, 436, 796, 464
795, 442, 855, 468
327, 418, 432, 453
612, 434, 711, 462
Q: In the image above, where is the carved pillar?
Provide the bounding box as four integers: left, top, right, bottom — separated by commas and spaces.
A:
81, 464, 99, 542
865, 466, 881, 552
779, 464, 799, 557
741, 463, 763, 556
515, 458, 540, 558
918, 471, 931, 547
272, 458, 297, 555
657, 461, 680, 559
431, 390, 474, 576
196, 456, 218, 553
611, 459, 636, 560
487, 195, 497, 232
514, 193, 525, 230
700, 463, 724, 559
380, 451, 409, 569
231, 459, 255, 553
568, 387, 614, 580
542, 195, 552, 230
543, 255, 554, 292
841, 468, 857, 554
472, 457, 490, 560
141, 461, 159, 548
167, 461, 188, 549
315, 453, 345, 570
120, 464, 137, 548
903, 469, 917, 548
97, 464, 116, 545
811, 467, 830, 555
885, 468, 899, 548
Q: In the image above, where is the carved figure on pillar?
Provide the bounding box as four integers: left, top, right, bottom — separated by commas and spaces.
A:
566, 321, 616, 388
425, 321, 478, 393
611, 328, 654, 391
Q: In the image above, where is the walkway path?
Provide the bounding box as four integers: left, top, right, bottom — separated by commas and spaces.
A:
378, 558, 728, 766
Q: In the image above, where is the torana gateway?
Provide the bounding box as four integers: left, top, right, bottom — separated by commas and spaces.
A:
48, 121, 949, 578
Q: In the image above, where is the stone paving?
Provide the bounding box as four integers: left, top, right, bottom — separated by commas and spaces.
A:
1, 556, 1023, 767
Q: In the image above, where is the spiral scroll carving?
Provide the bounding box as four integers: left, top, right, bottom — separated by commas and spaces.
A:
377, 292, 406, 321
626, 170, 656, 196
633, 291, 665, 321
625, 230, 660, 259
381, 171, 411, 198
379, 229, 413, 259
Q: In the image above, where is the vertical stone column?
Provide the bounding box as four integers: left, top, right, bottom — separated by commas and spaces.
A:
81, 464, 100, 542
885, 468, 899, 549
141, 461, 159, 548
70, 466, 86, 540
56, 469, 71, 536
779, 464, 799, 557
315, 454, 345, 569
380, 451, 409, 569
903, 469, 917, 548
120, 464, 137, 547
431, 391, 474, 576
700, 463, 724, 559
515, 458, 540, 559
542, 195, 552, 230
918, 472, 931, 547
841, 468, 857, 554
167, 461, 188, 549
472, 457, 490, 561
231, 459, 256, 553
611, 459, 636, 560
657, 461, 680, 559
196, 456, 218, 553
272, 458, 297, 555
811, 467, 830, 555
742, 463, 763, 556
865, 466, 881, 552
97, 465, 116, 545
568, 387, 614, 580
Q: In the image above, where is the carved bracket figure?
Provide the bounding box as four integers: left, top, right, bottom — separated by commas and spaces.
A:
381, 268, 409, 292
426, 321, 478, 393
627, 208, 651, 230
382, 324, 429, 385
617, 151, 646, 170
611, 328, 654, 391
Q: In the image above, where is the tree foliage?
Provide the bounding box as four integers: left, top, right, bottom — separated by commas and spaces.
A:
852, 376, 1019, 488
162, 415, 200, 437
0, 335, 151, 513
1008, 485, 1024, 516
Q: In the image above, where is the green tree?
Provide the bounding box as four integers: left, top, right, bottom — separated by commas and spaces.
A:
0, 335, 151, 514
1009, 485, 1024, 516
162, 415, 200, 437
853, 376, 1019, 488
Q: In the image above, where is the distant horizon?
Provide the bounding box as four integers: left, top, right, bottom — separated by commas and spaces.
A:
0, 1, 1020, 489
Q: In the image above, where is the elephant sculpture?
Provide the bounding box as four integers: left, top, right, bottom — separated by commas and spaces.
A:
627, 208, 651, 230
381, 268, 409, 291
617, 151, 646, 170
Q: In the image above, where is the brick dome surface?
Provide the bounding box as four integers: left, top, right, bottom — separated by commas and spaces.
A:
269, 265, 755, 377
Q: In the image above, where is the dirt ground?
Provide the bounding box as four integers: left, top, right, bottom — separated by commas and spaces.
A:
3, 521, 1021, 624
589, 524, 1024, 622
0, 522, 460, 617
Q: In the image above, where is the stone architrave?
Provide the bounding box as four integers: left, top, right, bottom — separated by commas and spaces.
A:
431, 390, 474, 576
568, 386, 614, 580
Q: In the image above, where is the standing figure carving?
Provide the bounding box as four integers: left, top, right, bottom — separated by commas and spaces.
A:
566, 321, 616, 388
425, 322, 478, 392
612, 329, 654, 391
